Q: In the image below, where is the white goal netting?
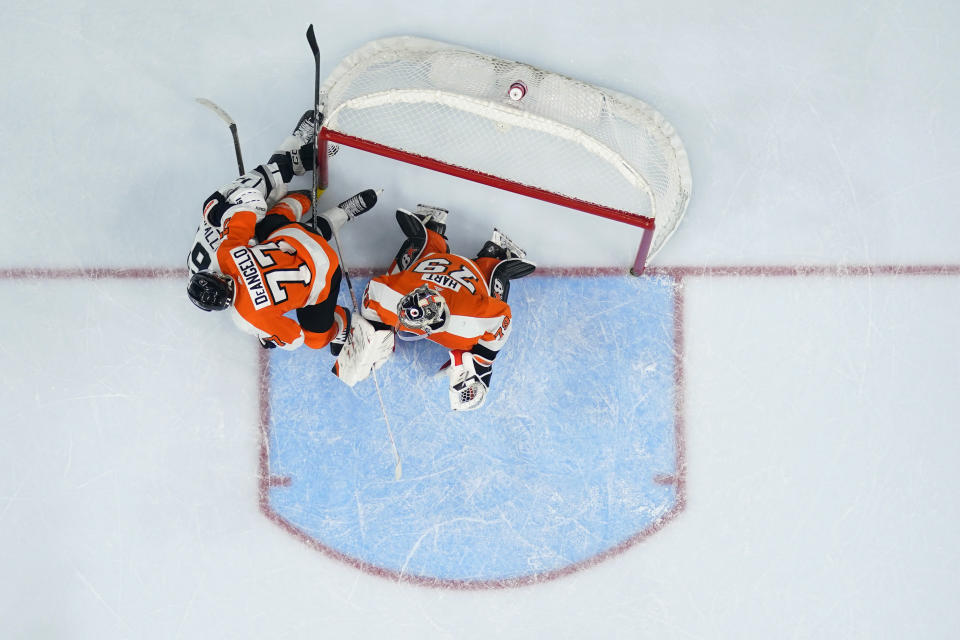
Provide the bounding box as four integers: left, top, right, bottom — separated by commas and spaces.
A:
318, 37, 692, 266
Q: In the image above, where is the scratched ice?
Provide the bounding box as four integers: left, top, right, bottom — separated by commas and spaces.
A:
2, 1, 959, 638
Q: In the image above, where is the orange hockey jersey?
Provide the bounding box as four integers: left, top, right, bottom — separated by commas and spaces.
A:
215, 193, 341, 349
361, 229, 512, 357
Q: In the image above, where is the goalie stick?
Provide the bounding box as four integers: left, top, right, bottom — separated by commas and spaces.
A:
331, 219, 402, 481
307, 24, 403, 481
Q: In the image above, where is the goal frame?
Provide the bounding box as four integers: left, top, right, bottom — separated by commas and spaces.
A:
317, 130, 656, 274
315, 37, 689, 275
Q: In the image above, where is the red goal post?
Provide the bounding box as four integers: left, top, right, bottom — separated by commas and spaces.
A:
316, 37, 692, 274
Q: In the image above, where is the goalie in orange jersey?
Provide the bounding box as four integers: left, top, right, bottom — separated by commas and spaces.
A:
333, 205, 536, 411
186, 111, 378, 351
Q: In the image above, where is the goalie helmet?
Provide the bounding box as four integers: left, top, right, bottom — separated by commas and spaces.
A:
187, 270, 235, 312
397, 284, 447, 331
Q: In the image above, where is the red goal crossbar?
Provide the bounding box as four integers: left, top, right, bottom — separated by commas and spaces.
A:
318, 128, 656, 275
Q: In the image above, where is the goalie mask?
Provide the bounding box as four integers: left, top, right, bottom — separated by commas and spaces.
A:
397, 284, 447, 332
187, 270, 235, 312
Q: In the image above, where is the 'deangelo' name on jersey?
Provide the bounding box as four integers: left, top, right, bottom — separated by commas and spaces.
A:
230, 246, 270, 309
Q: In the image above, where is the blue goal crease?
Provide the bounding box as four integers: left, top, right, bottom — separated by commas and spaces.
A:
265, 273, 680, 582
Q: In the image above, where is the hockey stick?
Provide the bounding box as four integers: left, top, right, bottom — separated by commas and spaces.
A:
332, 225, 403, 481
307, 24, 402, 481
195, 98, 245, 175
306, 24, 322, 235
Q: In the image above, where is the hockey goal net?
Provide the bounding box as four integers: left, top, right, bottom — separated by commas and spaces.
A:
317, 37, 692, 273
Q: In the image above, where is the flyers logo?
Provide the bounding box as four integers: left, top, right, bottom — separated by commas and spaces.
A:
400, 246, 417, 270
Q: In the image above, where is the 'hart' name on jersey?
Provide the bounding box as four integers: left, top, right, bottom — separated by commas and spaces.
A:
421, 271, 466, 292
230, 247, 270, 309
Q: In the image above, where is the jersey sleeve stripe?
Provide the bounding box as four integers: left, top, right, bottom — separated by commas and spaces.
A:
364, 279, 404, 324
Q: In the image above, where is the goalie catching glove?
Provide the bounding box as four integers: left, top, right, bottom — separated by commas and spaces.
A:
332, 315, 395, 386
447, 350, 493, 412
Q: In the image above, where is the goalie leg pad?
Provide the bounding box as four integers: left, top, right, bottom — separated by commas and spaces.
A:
488, 257, 536, 302
332, 314, 395, 386
391, 208, 427, 272
391, 207, 451, 273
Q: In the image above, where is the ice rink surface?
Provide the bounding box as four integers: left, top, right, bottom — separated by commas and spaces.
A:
2, 0, 959, 637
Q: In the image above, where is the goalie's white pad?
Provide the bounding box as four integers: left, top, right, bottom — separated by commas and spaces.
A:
447, 351, 488, 412
332, 314, 394, 386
